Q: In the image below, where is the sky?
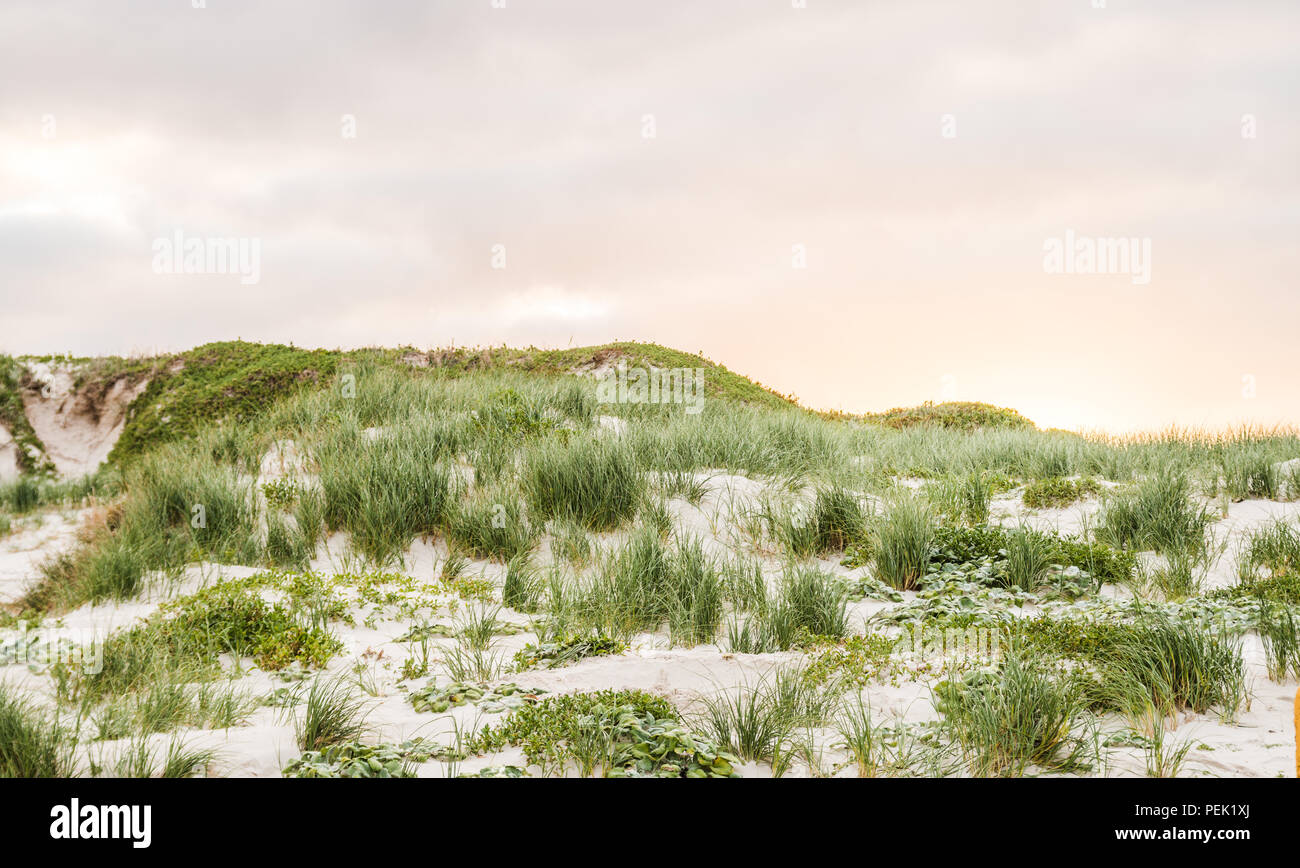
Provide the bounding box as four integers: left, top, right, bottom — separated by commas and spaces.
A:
1, 0, 1297, 433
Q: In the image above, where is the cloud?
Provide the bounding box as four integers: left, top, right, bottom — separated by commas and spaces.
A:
0, 0, 1297, 430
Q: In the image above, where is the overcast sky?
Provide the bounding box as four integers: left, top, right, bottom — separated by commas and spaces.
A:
2, 0, 1297, 431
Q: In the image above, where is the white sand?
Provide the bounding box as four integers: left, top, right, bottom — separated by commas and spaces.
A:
19, 361, 148, 478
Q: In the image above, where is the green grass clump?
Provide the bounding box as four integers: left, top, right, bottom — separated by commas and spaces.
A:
296, 676, 369, 752
930, 471, 994, 526
935, 651, 1094, 777
1022, 476, 1099, 509
318, 424, 455, 566
1003, 525, 1053, 590
1232, 520, 1300, 583
0, 685, 76, 777
1218, 448, 1283, 501
666, 538, 724, 646
1093, 613, 1246, 722
695, 665, 839, 765
88, 675, 257, 741
1097, 473, 1213, 556
873, 498, 934, 591
473, 387, 561, 439
447, 489, 536, 562
1258, 603, 1300, 682
521, 436, 644, 531
569, 529, 724, 646
724, 566, 848, 653
810, 486, 871, 554
773, 565, 849, 641
502, 554, 542, 612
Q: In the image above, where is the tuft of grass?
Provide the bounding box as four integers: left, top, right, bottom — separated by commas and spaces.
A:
873, 497, 934, 591
666, 538, 724, 646
1094, 611, 1246, 723
931, 471, 993, 526
521, 436, 644, 531
773, 565, 849, 642
1003, 525, 1052, 590
810, 486, 871, 554
0, 685, 77, 778
318, 428, 454, 566
447, 488, 536, 562
936, 650, 1095, 777
502, 554, 543, 613
1234, 520, 1300, 582
1259, 603, 1300, 682
1097, 473, 1213, 557
695, 666, 838, 764
296, 676, 369, 752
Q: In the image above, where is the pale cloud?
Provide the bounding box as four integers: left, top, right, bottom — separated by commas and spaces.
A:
0, 0, 1297, 431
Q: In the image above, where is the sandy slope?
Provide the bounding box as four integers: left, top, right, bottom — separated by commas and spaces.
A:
2, 469, 1297, 779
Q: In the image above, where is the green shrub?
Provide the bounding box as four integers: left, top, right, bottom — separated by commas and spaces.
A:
865, 401, 1035, 432
1022, 476, 1099, 509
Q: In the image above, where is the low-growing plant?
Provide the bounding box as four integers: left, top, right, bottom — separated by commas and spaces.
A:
513, 634, 626, 670
283, 741, 430, 778
1022, 476, 1099, 509
469, 689, 734, 778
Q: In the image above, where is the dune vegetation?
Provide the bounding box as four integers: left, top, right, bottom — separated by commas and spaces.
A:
0, 340, 1298, 778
